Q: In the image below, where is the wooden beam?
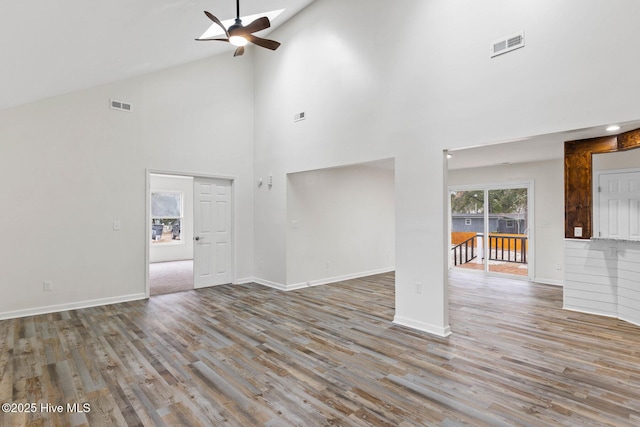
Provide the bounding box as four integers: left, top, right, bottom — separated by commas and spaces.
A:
564, 128, 640, 238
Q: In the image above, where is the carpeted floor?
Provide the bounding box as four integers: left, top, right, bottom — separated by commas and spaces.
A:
149, 260, 194, 296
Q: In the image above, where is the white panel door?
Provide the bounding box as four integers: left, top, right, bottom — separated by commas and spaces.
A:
598, 171, 640, 239
599, 174, 622, 239
193, 178, 232, 288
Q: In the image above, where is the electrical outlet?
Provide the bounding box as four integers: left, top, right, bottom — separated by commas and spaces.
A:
113, 220, 120, 230
415, 282, 422, 294
43, 281, 53, 291
555, 263, 562, 270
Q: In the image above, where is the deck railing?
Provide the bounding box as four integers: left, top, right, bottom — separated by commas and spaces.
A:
451, 235, 477, 266
488, 234, 527, 263
451, 233, 528, 266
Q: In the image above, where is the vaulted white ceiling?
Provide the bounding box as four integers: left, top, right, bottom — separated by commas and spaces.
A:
4, 1, 639, 170
0, 0, 316, 110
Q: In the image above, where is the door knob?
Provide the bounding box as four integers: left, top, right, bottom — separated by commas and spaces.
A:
194, 236, 201, 241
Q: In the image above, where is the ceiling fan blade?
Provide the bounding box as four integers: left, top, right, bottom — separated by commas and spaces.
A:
195, 38, 230, 42
236, 16, 270, 35
234, 46, 245, 57
204, 11, 230, 38
246, 34, 281, 51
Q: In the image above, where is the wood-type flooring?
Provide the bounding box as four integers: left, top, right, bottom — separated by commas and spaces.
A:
2, 271, 640, 426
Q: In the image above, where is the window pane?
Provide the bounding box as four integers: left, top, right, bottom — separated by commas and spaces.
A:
450, 190, 484, 270
487, 188, 528, 275
152, 192, 182, 218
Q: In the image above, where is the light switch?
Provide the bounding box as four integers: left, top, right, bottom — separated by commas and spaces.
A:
113, 221, 121, 231
574, 227, 582, 237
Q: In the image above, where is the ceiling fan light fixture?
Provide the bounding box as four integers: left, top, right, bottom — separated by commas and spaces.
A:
197, 1, 281, 57
199, 9, 285, 39
229, 35, 248, 47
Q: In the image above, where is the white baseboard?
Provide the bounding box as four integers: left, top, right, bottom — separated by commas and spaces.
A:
564, 306, 640, 329
534, 277, 564, 287
250, 277, 288, 291
393, 315, 452, 338
0, 293, 147, 321
562, 305, 617, 319
618, 314, 640, 329
250, 268, 395, 292
287, 267, 396, 291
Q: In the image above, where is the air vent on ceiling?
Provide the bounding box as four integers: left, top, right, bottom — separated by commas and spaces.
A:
110, 99, 132, 112
491, 31, 525, 58
294, 111, 306, 122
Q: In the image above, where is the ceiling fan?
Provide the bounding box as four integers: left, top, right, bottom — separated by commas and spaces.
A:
196, 0, 281, 57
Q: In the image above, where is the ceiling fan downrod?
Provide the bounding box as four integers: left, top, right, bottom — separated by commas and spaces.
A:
230, 0, 243, 32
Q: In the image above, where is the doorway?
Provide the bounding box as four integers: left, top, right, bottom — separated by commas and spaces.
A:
449, 182, 533, 279
146, 172, 234, 297
149, 174, 194, 295
285, 159, 395, 287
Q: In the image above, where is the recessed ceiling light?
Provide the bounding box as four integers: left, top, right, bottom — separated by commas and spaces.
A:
606, 125, 621, 132
199, 9, 285, 39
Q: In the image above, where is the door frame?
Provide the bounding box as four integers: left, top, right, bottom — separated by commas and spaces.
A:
145, 169, 237, 298
448, 180, 535, 280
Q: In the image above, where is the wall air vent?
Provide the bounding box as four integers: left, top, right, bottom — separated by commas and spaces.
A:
294, 111, 306, 122
491, 31, 525, 58
110, 99, 132, 112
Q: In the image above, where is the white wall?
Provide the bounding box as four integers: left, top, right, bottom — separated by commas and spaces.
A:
0, 54, 255, 319
448, 159, 564, 285
252, 0, 640, 336
149, 174, 193, 263
593, 147, 640, 171
3, 0, 640, 336
285, 162, 395, 288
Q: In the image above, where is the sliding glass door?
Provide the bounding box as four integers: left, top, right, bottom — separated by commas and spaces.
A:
450, 183, 532, 279
450, 190, 485, 270
486, 187, 529, 276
